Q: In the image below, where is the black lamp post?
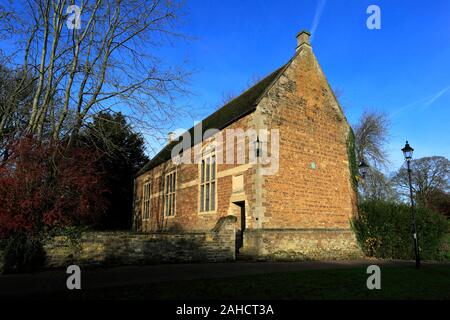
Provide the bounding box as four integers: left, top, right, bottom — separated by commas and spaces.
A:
402, 141, 420, 269
358, 160, 369, 179
254, 137, 262, 158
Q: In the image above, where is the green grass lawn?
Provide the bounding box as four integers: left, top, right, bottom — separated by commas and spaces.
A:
63, 265, 450, 300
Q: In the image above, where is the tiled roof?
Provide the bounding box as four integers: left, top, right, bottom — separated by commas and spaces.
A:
137, 64, 287, 176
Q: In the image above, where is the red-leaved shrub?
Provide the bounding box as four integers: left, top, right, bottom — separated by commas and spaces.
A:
0, 137, 108, 239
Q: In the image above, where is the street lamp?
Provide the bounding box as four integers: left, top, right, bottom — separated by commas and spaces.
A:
254, 136, 262, 158
402, 141, 414, 160
402, 141, 420, 269
358, 160, 369, 179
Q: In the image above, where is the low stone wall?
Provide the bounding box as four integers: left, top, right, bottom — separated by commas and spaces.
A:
241, 229, 364, 261
44, 216, 236, 268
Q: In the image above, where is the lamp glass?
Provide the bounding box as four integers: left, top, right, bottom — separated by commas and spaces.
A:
359, 161, 369, 176
254, 139, 262, 158
402, 141, 414, 160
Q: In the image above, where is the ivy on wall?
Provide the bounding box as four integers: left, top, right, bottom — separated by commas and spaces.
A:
346, 127, 359, 192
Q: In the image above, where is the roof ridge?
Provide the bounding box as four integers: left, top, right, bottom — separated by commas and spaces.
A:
217, 65, 286, 111
254, 56, 296, 107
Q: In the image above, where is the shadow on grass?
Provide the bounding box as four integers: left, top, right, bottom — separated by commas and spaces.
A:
7, 264, 450, 300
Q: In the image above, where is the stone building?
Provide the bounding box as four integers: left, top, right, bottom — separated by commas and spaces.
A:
133, 31, 362, 260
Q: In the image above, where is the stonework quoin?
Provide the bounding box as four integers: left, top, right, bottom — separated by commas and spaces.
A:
133, 30, 361, 260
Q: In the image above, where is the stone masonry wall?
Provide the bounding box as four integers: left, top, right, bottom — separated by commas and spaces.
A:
242, 229, 363, 261
131, 35, 360, 261
134, 114, 257, 233
254, 43, 358, 230
44, 216, 236, 268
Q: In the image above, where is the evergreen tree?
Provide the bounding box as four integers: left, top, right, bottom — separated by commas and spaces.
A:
80, 112, 148, 229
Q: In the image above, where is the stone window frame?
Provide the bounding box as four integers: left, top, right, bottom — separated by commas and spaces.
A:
142, 181, 151, 221
164, 170, 177, 217
198, 143, 217, 214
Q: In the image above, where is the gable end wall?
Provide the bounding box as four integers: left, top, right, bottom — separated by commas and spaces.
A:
254, 45, 358, 230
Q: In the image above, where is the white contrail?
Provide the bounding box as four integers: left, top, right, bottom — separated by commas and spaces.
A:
423, 86, 450, 108
310, 0, 327, 42
390, 85, 450, 118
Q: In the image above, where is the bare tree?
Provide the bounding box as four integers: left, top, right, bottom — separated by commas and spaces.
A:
246, 73, 262, 89
392, 156, 450, 204
0, 64, 37, 162
360, 169, 398, 202
214, 74, 263, 111
219, 91, 236, 107
0, 0, 190, 146
0, 3, 16, 40
353, 110, 392, 201
354, 110, 390, 169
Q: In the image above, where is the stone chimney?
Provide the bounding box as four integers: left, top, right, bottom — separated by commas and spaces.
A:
168, 132, 176, 144
296, 30, 311, 51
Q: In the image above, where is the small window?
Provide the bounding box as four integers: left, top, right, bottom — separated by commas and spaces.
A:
164, 171, 176, 217
200, 149, 216, 212
143, 182, 151, 220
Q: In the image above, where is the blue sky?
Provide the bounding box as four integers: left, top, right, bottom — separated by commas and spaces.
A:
2, 0, 448, 171
159, 0, 450, 172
